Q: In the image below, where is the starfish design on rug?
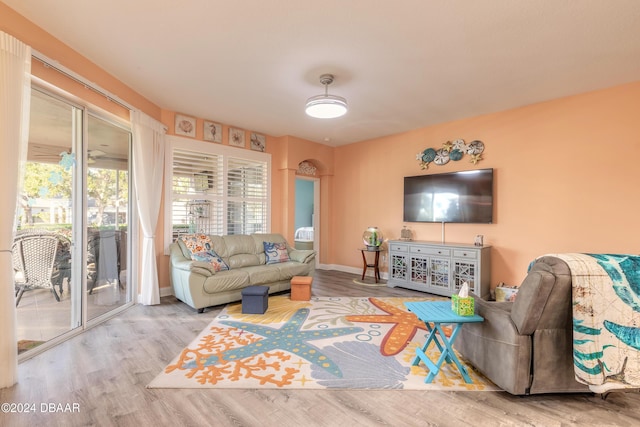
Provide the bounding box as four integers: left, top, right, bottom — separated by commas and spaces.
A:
345, 297, 429, 356
184, 308, 363, 377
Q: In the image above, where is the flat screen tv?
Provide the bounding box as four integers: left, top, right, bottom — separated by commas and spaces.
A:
403, 168, 493, 223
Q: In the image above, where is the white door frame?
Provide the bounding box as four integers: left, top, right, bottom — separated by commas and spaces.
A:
295, 176, 320, 267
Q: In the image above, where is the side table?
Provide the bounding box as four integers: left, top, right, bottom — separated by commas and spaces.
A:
404, 301, 483, 383
359, 247, 382, 283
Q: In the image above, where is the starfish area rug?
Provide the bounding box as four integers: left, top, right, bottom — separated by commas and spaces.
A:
148, 295, 499, 391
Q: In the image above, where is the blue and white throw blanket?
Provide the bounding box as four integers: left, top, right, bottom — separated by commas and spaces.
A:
551, 253, 640, 393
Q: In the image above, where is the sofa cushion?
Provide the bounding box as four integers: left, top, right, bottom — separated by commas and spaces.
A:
208, 235, 228, 257
264, 241, 290, 264
274, 261, 311, 279
227, 253, 261, 269
243, 265, 283, 285
203, 270, 250, 293
223, 235, 258, 257
252, 233, 289, 249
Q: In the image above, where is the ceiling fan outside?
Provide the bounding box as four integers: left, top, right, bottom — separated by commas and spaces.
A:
87, 149, 106, 164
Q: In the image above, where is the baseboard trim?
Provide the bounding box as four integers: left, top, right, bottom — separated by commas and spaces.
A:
317, 263, 388, 280
160, 286, 174, 297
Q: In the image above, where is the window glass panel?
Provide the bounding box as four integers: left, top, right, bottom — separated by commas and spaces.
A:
16, 89, 79, 352
86, 114, 131, 321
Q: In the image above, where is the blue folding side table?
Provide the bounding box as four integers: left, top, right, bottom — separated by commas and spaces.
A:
404, 301, 483, 384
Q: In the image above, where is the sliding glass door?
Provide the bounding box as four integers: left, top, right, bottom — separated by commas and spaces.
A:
15, 89, 80, 350
15, 87, 132, 356
86, 114, 131, 321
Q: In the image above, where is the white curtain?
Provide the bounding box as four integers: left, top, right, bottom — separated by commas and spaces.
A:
131, 110, 165, 305
0, 32, 31, 388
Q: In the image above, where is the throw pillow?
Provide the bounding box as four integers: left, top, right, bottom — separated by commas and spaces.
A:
264, 241, 290, 264
191, 249, 229, 272
180, 233, 212, 253
495, 285, 519, 302
180, 234, 229, 271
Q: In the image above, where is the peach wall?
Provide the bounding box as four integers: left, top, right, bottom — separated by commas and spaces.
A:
271, 135, 335, 248
5, 2, 638, 293
0, 3, 160, 120
332, 81, 640, 287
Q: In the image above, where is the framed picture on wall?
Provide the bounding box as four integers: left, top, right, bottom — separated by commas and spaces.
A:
229, 128, 245, 148
175, 114, 196, 138
250, 132, 266, 152
203, 120, 222, 143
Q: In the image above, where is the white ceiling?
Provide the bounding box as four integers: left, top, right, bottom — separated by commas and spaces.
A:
5, 0, 640, 146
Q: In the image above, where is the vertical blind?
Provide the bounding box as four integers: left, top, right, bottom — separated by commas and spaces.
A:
170, 146, 269, 240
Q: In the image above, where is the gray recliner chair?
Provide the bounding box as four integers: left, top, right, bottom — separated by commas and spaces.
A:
454, 256, 590, 395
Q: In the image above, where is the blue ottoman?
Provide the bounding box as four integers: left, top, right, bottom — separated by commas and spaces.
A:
241, 286, 269, 314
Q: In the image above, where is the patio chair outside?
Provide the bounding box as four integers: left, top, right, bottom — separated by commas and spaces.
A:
13, 234, 60, 307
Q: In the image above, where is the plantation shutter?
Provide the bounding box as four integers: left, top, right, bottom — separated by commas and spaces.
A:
171, 148, 224, 240
226, 157, 268, 235
167, 138, 270, 246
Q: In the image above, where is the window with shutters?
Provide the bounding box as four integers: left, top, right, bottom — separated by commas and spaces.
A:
227, 157, 269, 235
165, 136, 270, 249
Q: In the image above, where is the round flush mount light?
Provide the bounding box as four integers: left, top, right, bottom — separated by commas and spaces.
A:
305, 74, 348, 119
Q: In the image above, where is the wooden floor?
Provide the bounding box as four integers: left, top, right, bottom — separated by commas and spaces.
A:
2, 270, 639, 427
16, 280, 128, 345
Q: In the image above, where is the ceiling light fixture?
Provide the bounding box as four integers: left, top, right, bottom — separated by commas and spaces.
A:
305, 74, 348, 119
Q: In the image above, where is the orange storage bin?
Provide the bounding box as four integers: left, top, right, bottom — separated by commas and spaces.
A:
291, 276, 313, 301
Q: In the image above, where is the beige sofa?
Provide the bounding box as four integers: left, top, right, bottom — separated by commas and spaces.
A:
169, 233, 316, 312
